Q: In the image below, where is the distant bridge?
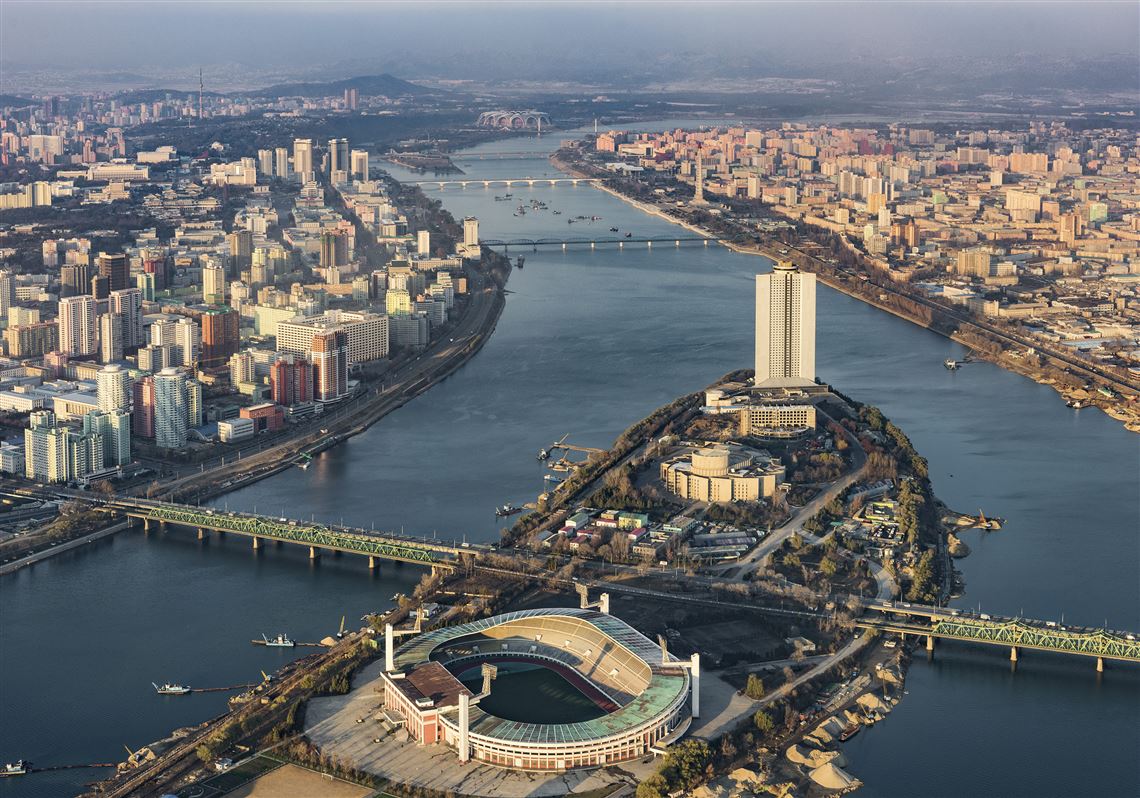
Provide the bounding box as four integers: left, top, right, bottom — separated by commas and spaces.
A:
454, 151, 550, 161
480, 235, 727, 251
857, 601, 1140, 671
405, 178, 601, 190
100, 497, 482, 570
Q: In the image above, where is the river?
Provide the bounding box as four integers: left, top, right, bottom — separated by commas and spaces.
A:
1, 123, 1136, 798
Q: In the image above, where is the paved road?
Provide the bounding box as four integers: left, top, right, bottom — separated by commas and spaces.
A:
712, 407, 868, 581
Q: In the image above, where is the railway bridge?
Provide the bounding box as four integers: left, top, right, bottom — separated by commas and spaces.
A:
857, 601, 1140, 671
100, 497, 480, 570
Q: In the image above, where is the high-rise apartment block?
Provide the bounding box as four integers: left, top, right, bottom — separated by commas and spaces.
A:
57, 295, 98, 357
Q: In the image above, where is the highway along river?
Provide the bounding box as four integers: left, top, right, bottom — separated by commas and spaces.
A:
1, 124, 1136, 798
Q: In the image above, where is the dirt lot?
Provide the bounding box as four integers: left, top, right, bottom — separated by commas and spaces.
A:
224, 763, 372, 798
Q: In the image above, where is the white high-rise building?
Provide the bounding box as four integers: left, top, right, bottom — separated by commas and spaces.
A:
174, 317, 200, 368
57, 295, 98, 357
154, 367, 189, 449
754, 261, 816, 388
350, 149, 369, 181
99, 312, 123, 363
417, 229, 431, 257
0, 270, 15, 317
110, 288, 143, 349
96, 364, 132, 412
293, 138, 313, 181
274, 147, 290, 180
463, 217, 478, 248
84, 409, 130, 466
203, 265, 226, 304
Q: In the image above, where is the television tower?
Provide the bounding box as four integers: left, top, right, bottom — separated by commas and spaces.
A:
198, 68, 204, 124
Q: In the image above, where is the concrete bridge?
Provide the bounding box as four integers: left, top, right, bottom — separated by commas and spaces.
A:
101, 497, 482, 570
480, 235, 725, 251
406, 178, 601, 190
857, 601, 1139, 671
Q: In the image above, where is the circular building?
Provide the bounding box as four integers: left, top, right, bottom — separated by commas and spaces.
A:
381, 607, 697, 770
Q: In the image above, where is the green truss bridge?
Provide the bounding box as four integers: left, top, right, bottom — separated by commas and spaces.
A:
103, 498, 482, 569
857, 601, 1139, 672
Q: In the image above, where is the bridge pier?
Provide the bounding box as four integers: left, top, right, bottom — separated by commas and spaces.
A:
647, 240, 652, 248
368, 555, 379, 571
675, 240, 680, 247
590, 241, 595, 249
197, 527, 208, 541
619, 241, 624, 249
483, 180, 489, 187
143, 518, 151, 533
926, 635, 934, 654
1097, 656, 1104, 673
704, 239, 709, 247
562, 243, 566, 251
1010, 646, 1019, 663
252, 536, 261, 551
309, 546, 320, 560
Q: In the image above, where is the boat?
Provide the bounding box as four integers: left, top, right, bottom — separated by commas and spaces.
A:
552, 210, 562, 215
944, 359, 959, 370
839, 723, 861, 742
262, 633, 295, 648
2, 761, 28, 777
320, 428, 330, 434
609, 226, 619, 232
976, 510, 1003, 531
516, 256, 525, 269
152, 682, 191, 695
298, 461, 310, 470
1066, 399, 1083, 409
624, 232, 632, 238
537, 448, 549, 461
543, 474, 563, 484
495, 503, 523, 518
591, 215, 602, 221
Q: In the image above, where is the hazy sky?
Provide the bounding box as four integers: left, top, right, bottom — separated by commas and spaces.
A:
2, 1, 1137, 78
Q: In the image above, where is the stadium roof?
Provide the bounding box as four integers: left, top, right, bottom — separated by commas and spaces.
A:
393, 608, 690, 745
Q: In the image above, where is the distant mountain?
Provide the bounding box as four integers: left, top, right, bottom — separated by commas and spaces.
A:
0, 94, 34, 107
246, 73, 439, 99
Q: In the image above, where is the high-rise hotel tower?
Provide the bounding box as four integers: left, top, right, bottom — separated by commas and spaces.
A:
755, 260, 816, 388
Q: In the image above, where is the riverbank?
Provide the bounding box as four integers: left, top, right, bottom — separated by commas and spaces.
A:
550, 151, 1140, 434
0, 520, 129, 576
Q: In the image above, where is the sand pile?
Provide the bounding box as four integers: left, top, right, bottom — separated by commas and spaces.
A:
809, 761, 862, 790
805, 716, 847, 745
787, 745, 844, 768
857, 693, 889, 713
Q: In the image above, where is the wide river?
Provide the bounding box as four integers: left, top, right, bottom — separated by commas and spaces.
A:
1, 123, 1137, 798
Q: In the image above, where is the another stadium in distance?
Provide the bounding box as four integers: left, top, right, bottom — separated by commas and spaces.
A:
380, 606, 700, 770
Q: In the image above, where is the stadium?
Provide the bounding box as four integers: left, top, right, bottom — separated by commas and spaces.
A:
380, 606, 699, 770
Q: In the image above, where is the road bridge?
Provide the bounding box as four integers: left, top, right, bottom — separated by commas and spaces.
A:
97, 497, 481, 570
857, 601, 1139, 671
480, 235, 726, 251
405, 177, 601, 189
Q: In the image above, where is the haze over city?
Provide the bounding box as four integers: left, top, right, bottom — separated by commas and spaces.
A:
0, 3, 1137, 798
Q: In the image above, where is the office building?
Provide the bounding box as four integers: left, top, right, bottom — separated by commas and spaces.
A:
24, 409, 104, 483
227, 230, 253, 275
754, 261, 816, 388
257, 149, 274, 176
175, 317, 201, 367
319, 230, 349, 269
229, 351, 255, 386
96, 364, 131, 412
96, 252, 130, 292
417, 230, 431, 257
390, 312, 430, 349
311, 329, 348, 403
153, 368, 190, 449
270, 354, 312, 406
61, 263, 90, 297
57, 295, 98, 357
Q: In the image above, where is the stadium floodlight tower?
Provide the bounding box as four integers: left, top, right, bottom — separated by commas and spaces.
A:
658, 634, 701, 718
575, 583, 610, 614
384, 607, 426, 672
456, 662, 499, 763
